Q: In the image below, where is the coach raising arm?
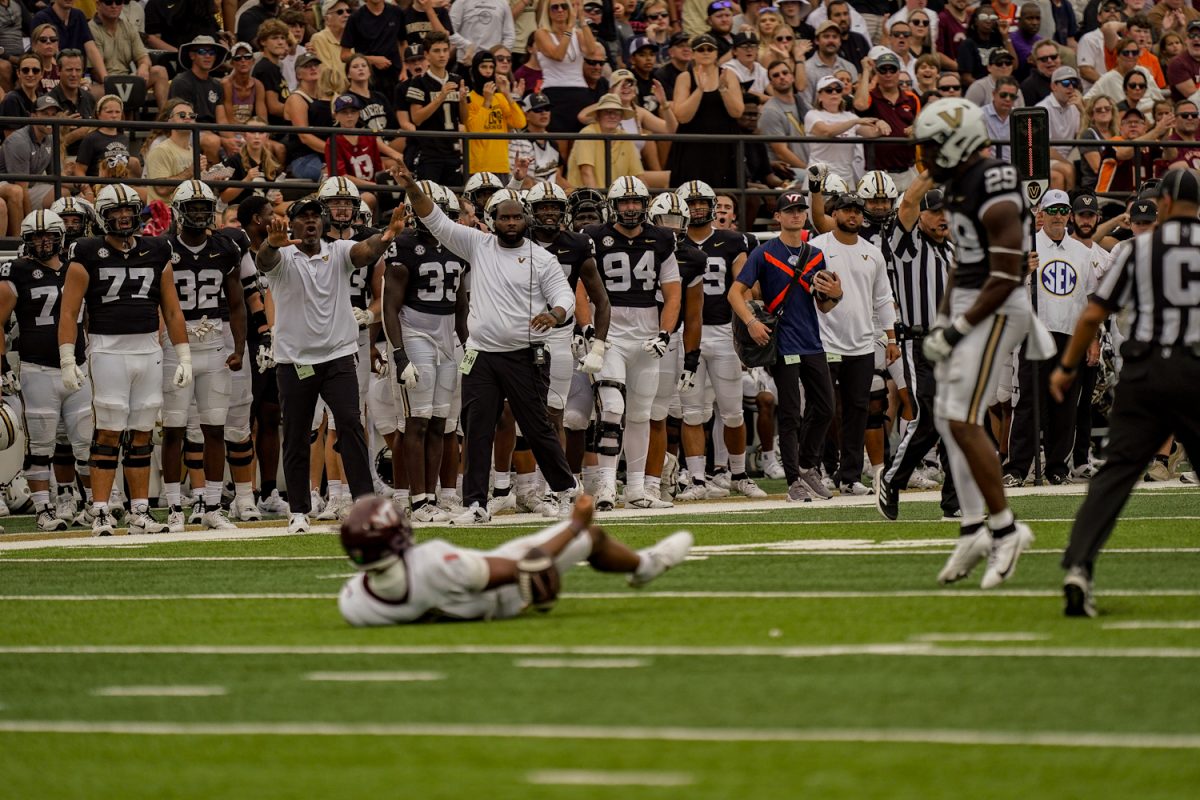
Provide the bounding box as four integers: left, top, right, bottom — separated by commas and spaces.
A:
255, 192, 404, 534
393, 164, 577, 525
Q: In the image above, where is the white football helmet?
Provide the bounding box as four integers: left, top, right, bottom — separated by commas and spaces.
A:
318, 176, 361, 231
857, 170, 899, 201
484, 189, 527, 232
356, 200, 373, 228
0, 399, 21, 452
607, 176, 650, 227
50, 196, 97, 241
20, 210, 66, 261
820, 173, 849, 196
93, 183, 143, 237
171, 179, 218, 231
526, 181, 569, 232
676, 179, 717, 226
463, 171, 504, 206
914, 97, 989, 171
648, 192, 688, 234
406, 180, 460, 228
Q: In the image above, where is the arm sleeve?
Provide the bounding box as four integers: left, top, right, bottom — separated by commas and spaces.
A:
419, 203, 489, 262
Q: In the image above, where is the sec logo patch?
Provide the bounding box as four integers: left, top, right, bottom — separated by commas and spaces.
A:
1041, 260, 1077, 295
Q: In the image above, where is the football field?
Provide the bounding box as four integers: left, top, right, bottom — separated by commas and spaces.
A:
1, 485, 1198, 799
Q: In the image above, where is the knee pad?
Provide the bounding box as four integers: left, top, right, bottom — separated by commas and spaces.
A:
53, 443, 75, 467
183, 438, 204, 471
867, 372, 889, 430
123, 440, 154, 469
563, 408, 589, 432
90, 436, 121, 471
596, 420, 623, 457
594, 380, 626, 419
75, 458, 90, 478
514, 435, 531, 453
23, 454, 51, 484
225, 438, 254, 467
224, 421, 252, 442
682, 406, 713, 427
721, 410, 745, 428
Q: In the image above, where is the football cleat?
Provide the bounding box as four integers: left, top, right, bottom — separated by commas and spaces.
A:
451, 502, 490, 525
839, 481, 872, 496
287, 513, 311, 533
625, 487, 673, 509
372, 477, 395, 498
797, 467, 832, 500
908, 471, 940, 490
761, 451, 786, 479
1144, 460, 1171, 482
167, 506, 186, 533
411, 503, 453, 523
487, 492, 517, 515
55, 488, 80, 522
515, 489, 547, 515
1063, 566, 1097, 618
257, 489, 290, 515
537, 493, 560, 518
180, 491, 201, 509
876, 476, 898, 520
595, 481, 617, 511
710, 471, 732, 491
232, 495, 262, 522
1001, 473, 1024, 489
36, 508, 67, 532
74, 505, 97, 528
735, 477, 767, 498
787, 479, 814, 502
628, 530, 694, 588
980, 522, 1035, 589
128, 509, 169, 535
310, 489, 327, 516
937, 528, 992, 585
108, 487, 128, 522
91, 509, 115, 537
202, 507, 238, 530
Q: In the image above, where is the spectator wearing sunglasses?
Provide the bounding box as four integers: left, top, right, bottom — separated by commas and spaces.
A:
1020, 39, 1062, 105
534, 0, 601, 136
1164, 99, 1200, 170
982, 76, 1021, 162
168, 35, 229, 165
954, 7, 1015, 82
1085, 36, 1165, 111
805, 21, 858, 105
1035, 65, 1083, 190
143, 99, 207, 203
89, 0, 170, 110
31, 0, 109, 94
806, 74, 888, 184
1102, 16, 1168, 91
852, 51, 919, 190
1077, 0, 1122, 92
704, 0, 738, 58
668, 33, 743, 188
0, 53, 46, 141
1166, 19, 1200, 102
967, 47, 1026, 107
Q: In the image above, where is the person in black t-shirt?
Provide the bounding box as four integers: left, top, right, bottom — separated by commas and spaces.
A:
404, 31, 464, 184
339, 0, 406, 99
253, 19, 292, 129
168, 36, 229, 163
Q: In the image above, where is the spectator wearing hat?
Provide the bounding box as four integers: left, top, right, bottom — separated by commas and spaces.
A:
566, 92, 656, 187
1166, 19, 1200, 101
723, 32, 769, 97
626, 36, 662, 111
983, 76, 1021, 162
0, 94, 62, 217
464, 51, 526, 181
669, 34, 743, 189
339, 0, 406, 100
580, 67, 674, 172
1036, 65, 1083, 189
967, 48, 1026, 107
509, 92, 566, 187
776, 0, 816, 41
704, 0, 738, 58
1096, 107, 1172, 196
852, 51, 919, 191
806, 75, 889, 185
89, 0, 170, 110
327, 92, 403, 208
582, 1, 622, 68
655, 33, 693, 99
451, 0, 514, 62
309, 0, 351, 84
1086, 36, 1165, 110
221, 41, 269, 127
145, 0, 221, 52
535, 0, 601, 137
31, 0, 108, 93
168, 35, 229, 164
805, 20, 858, 105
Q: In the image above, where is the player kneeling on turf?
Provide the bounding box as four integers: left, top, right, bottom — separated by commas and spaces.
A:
337, 495, 693, 625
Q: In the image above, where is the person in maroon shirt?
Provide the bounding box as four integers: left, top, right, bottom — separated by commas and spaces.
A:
852, 51, 920, 190
937, 0, 972, 70
1166, 19, 1200, 101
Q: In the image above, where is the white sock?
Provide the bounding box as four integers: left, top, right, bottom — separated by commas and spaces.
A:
456, 474, 463, 495
395, 488, 411, 503
439, 487, 457, 505
515, 472, 538, 493
32, 490, 50, 509
234, 482, 254, 501
327, 479, 343, 500
205, 480, 222, 508
599, 466, 616, 487
626, 471, 645, 495
730, 453, 746, 476
493, 470, 511, 491
645, 475, 661, 494
987, 507, 1015, 532
131, 499, 149, 514
164, 482, 181, 508
93, 501, 109, 512
686, 456, 706, 482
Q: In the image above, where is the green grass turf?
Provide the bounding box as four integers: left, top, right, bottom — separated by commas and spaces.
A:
1, 490, 1198, 798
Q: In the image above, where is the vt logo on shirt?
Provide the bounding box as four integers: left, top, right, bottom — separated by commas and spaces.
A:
1041, 260, 1078, 295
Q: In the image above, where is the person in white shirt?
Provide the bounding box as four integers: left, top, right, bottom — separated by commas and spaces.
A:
255, 193, 402, 534
392, 164, 578, 526
804, 75, 889, 185
722, 32, 770, 97
1077, 0, 1124, 91
810, 191, 897, 495
1003, 189, 1097, 486
1035, 66, 1083, 190
1066, 191, 1110, 479
449, 0, 515, 62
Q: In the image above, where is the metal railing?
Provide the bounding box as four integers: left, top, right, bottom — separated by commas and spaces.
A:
0, 114, 1189, 248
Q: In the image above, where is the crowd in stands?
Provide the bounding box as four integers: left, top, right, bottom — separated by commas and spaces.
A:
2, 0, 1199, 238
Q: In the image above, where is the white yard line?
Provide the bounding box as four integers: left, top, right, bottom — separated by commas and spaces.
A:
1102, 621, 1200, 630
526, 769, 692, 786
3, 643, 1200, 659
909, 633, 1051, 643
513, 658, 650, 669
303, 672, 445, 682
0, 719, 1198, 750
91, 686, 227, 697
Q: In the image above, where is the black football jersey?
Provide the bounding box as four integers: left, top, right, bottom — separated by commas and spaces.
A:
384, 230, 466, 316
69, 235, 169, 336
329, 225, 378, 310
404, 73, 463, 158
167, 232, 241, 322
945, 157, 1030, 290
672, 239, 707, 334
2, 258, 84, 368
541, 230, 595, 328
584, 222, 677, 309
690, 229, 749, 326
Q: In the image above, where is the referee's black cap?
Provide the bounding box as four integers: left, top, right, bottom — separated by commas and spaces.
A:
1155, 168, 1200, 204
920, 189, 946, 212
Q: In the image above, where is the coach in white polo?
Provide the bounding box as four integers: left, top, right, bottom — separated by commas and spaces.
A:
1004, 189, 1096, 486
255, 193, 403, 533
392, 165, 577, 525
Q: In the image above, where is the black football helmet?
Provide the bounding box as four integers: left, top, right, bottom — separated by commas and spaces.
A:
340, 496, 414, 569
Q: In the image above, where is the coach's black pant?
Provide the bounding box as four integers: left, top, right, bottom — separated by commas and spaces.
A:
822, 354, 874, 486
1063, 348, 1200, 574
277, 355, 373, 514
1072, 364, 1098, 468
1006, 332, 1079, 481
770, 353, 834, 485
883, 339, 959, 514
461, 348, 573, 508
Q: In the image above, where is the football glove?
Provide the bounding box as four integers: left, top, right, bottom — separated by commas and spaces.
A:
922, 317, 973, 363
642, 330, 671, 359
578, 338, 606, 374
59, 344, 85, 393
353, 307, 376, 329
677, 349, 701, 393
256, 331, 276, 373
173, 343, 194, 388
572, 323, 595, 362
807, 162, 830, 192
392, 347, 419, 387
0, 360, 19, 395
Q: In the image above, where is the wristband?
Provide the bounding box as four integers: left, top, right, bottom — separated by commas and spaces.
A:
943, 315, 973, 346
59, 342, 77, 367
1057, 361, 1077, 375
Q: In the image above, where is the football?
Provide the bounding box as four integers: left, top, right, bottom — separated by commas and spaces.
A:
517, 546, 561, 613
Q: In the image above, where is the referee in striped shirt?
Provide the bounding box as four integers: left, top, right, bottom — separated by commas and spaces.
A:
1050, 169, 1200, 617
876, 174, 960, 520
